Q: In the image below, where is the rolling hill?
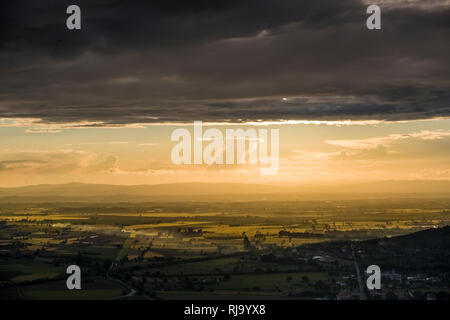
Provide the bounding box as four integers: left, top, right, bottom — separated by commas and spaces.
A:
0, 180, 449, 202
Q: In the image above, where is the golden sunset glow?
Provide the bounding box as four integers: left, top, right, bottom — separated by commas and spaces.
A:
0, 117, 449, 187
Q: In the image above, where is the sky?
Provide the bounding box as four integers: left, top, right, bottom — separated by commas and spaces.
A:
0, 0, 449, 187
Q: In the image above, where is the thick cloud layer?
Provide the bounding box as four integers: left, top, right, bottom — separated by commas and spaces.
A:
0, 0, 449, 124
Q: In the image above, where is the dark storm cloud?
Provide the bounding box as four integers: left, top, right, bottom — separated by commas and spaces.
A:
0, 0, 449, 124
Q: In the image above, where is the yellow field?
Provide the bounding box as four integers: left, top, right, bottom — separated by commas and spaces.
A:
0, 215, 88, 221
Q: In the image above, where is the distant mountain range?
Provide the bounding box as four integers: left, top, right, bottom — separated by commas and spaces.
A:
0, 180, 449, 201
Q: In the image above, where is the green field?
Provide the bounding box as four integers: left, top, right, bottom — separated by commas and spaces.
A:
155, 290, 288, 300
22, 289, 123, 300
0, 258, 64, 283
211, 272, 328, 291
